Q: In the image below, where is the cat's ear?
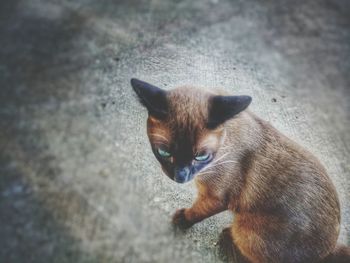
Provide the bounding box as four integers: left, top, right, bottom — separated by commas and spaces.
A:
207, 95, 252, 129
131, 78, 168, 119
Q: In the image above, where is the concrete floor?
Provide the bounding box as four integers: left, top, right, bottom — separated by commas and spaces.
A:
0, 0, 349, 262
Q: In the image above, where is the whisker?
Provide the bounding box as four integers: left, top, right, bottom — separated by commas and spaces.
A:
212, 160, 238, 166
201, 160, 238, 172
197, 171, 215, 176
213, 152, 230, 163
198, 153, 229, 174
198, 160, 238, 176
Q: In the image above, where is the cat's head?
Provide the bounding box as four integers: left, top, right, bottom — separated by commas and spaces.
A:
131, 78, 252, 183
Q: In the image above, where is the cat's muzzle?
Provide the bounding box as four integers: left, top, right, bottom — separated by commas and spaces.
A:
174, 166, 193, 183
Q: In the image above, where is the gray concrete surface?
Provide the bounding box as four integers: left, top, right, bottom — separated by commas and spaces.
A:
0, 0, 349, 262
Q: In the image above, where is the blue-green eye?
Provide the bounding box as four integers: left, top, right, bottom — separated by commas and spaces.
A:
157, 148, 171, 158
195, 153, 210, 162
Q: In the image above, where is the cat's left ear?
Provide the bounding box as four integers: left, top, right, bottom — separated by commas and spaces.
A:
131, 78, 168, 119
207, 95, 252, 129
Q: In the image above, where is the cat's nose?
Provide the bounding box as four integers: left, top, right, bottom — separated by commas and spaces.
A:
174, 167, 191, 183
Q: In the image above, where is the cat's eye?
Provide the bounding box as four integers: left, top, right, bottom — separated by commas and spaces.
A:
157, 148, 171, 158
195, 152, 211, 162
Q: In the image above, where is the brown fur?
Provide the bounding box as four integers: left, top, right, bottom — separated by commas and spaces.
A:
136, 84, 349, 263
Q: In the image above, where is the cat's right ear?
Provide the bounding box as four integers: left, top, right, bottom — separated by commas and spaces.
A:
207, 95, 252, 129
131, 78, 168, 119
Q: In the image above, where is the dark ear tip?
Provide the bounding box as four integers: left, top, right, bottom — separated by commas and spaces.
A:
130, 78, 140, 88
238, 95, 252, 105
245, 95, 252, 103
130, 78, 145, 96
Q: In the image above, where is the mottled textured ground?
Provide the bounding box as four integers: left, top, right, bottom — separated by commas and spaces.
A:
0, 0, 349, 262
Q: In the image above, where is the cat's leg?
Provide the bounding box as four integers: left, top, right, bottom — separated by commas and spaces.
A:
172, 194, 226, 229
231, 215, 273, 263
231, 214, 328, 263
218, 227, 251, 263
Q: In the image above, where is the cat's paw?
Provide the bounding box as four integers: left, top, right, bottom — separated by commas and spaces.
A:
172, 208, 193, 229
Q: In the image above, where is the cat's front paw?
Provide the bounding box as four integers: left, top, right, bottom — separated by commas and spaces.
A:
172, 208, 194, 229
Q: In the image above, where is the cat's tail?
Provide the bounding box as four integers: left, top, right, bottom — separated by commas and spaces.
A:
321, 244, 350, 263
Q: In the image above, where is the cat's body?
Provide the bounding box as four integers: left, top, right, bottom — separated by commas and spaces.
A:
193, 111, 341, 263
131, 79, 350, 263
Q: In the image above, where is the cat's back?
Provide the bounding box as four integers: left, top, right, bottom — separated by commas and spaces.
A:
243, 114, 340, 222
234, 114, 340, 262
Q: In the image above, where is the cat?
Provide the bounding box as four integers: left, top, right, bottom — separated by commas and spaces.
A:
131, 78, 350, 263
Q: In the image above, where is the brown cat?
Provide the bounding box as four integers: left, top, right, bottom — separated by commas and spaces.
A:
131, 78, 350, 263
